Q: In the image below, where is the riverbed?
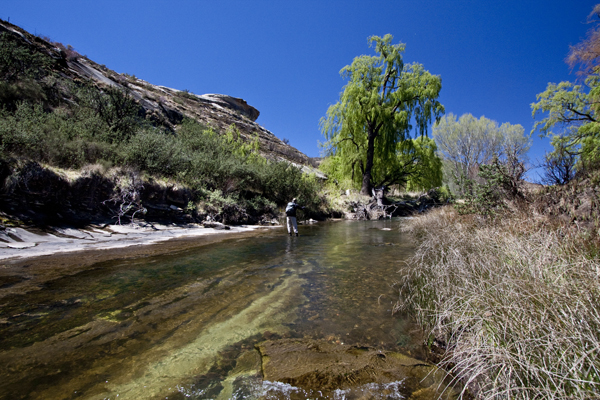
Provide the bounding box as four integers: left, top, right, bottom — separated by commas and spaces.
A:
0, 219, 441, 400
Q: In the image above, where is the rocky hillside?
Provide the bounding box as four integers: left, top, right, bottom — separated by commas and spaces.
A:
532, 171, 600, 231
0, 19, 330, 228
0, 19, 322, 176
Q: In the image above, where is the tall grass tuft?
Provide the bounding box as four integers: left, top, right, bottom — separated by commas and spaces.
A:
397, 207, 600, 399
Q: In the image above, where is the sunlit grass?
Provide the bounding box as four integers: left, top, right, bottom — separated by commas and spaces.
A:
396, 206, 600, 399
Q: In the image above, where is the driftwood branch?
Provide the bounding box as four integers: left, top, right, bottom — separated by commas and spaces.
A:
102, 170, 147, 225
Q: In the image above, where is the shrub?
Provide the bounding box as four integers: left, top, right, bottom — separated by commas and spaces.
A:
76, 85, 144, 144
0, 32, 56, 110
456, 156, 527, 216
0, 32, 53, 82
0, 102, 57, 160
257, 161, 304, 204
122, 130, 187, 176
0, 101, 121, 168
176, 89, 199, 102
53, 42, 80, 61
103, 168, 145, 224
0, 79, 47, 109
245, 195, 276, 216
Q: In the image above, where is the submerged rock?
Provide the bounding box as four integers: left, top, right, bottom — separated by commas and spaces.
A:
255, 338, 460, 399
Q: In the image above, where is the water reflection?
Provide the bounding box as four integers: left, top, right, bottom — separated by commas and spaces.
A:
0, 219, 422, 399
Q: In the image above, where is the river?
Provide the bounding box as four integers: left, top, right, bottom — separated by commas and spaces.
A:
0, 219, 433, 400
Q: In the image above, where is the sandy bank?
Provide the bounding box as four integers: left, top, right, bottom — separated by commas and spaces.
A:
0, 222, 277, 262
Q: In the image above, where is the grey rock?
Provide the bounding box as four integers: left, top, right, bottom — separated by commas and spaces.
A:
202, 221, 230, 230
197, 94, 260, 121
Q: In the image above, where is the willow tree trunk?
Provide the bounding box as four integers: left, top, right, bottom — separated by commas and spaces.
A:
360, 128, 376, 196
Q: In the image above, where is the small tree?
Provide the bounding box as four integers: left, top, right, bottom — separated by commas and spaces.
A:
78, 85, 142, 144
321, 34, 443, 196
103, 169, 146, 225
540, 135, 578, 185
456, 156, 527, 216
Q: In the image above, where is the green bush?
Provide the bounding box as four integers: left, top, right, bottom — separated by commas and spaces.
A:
245, 195, 276, 216
120, 119, 325, 213
0, 100, 325, 217
0, 32, 56, 110
0, 102, 58, 160
455, 157, 526, 216
256, 161, 303, 204
0, 80, 47, 108
0, 101, 119, 168
76, 85, 144, 144
122, 130, 187, 176
56, 139, 115, 168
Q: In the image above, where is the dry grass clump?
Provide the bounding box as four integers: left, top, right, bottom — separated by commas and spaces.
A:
396, 207, 600, 399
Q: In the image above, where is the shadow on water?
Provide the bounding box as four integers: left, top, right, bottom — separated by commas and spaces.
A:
0, 219, 431, 400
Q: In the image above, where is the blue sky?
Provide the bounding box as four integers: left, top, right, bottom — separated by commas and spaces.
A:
2, 1, 598, 180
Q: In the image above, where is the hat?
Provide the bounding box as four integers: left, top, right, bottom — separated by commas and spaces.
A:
292, 198, 297, 202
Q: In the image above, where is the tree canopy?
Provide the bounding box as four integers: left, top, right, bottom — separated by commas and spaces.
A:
321, 135, 443, 192
321, 34, 444, 195
432, 113, 531, 195
402, 136, 443, 191
531, 4, 600, 173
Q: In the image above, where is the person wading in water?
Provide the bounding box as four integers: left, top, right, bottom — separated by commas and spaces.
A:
285, 198, 304, 236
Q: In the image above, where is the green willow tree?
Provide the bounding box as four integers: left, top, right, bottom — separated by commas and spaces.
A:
320, 136, 443, 191
531, 79, 600, 171
321, 34, 444, 195
403, 136, 443, 191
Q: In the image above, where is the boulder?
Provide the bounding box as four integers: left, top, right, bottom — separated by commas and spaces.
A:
197, 93, 260, 121
202, 221, 230, 230
256, 339, 460, 399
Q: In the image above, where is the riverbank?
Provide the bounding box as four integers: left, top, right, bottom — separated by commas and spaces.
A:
397, 206, 600, 399
0, 222, 280, 301
0, 222, 274, 262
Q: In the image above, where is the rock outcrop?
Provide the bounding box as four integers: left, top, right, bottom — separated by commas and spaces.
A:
255, 339, 460, 399
197, 93, 260, 121
532, 172, 600, 230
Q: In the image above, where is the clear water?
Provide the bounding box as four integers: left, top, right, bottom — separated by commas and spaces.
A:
0, 219, 424, 400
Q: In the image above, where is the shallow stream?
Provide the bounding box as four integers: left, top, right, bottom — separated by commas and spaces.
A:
0, 219, 428, 399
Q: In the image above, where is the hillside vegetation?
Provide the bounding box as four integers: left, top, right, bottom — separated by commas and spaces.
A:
0, 20, 326, 226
